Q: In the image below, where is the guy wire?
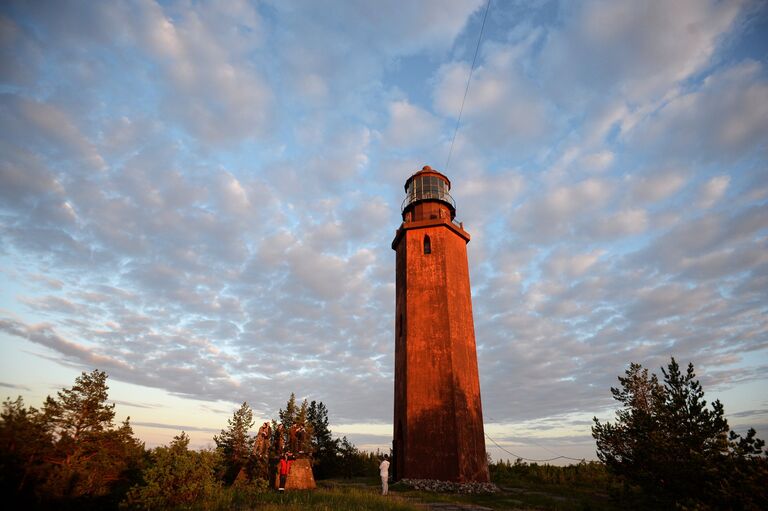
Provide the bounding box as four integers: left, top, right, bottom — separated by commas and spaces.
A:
444, 0, 491, 173
484, 432, 586, 464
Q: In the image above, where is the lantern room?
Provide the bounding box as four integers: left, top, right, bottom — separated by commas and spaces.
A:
401, 165, 456, 222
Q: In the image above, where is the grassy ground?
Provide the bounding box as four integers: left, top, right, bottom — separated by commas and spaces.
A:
199, 480, 420, 510
385, 479, 616, 511
403, 485, 613, 510
201, 476, 618, 510
188, 467, 618, 511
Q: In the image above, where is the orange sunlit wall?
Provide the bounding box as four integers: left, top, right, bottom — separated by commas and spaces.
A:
392, 166, 489, 482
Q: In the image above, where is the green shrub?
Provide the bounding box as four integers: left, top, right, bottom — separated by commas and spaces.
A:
122, 432, 221, 510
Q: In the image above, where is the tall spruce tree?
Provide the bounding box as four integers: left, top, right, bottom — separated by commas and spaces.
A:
276, 394, 314, 455
307, 401, 334, 452
593, 358, 767, 509
214, 402, 255, 483
278, 393, 298, 430
296, 399, 309, 426
307, 400, 338, 478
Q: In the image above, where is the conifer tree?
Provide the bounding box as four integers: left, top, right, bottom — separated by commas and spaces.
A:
278, 393, 298, 430
338, 436, 361, 479
43, 369, 115, 439
591, 363, 665, 492
307, 401, 334, 452
296, 398, 308, 426
1, 370, 144, 506
214, 402, 255, 483
307, 400, 338, 477
41, 369, 144, 502
0, 397, 50, 499
593, 358, 767, 509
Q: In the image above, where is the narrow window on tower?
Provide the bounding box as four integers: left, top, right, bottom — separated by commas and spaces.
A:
424, 235, 431, 254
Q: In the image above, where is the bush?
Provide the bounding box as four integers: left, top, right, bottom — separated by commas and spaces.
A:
489, 458, 613, 489
122, 432, 221, 510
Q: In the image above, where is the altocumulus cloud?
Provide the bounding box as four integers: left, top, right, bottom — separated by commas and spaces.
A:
0, 0, 766, 456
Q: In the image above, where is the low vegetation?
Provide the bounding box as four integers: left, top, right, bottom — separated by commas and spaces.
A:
1, 360, 765, 510
0, 370, 382, 509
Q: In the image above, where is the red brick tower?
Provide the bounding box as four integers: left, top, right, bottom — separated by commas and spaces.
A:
391, 165, 489, 482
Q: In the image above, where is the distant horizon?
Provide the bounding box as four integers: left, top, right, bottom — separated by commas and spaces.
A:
1, 0, 766, 464
4, 357, 759, 465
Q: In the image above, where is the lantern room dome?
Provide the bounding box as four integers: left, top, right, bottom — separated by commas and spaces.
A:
401, 165, 456, 219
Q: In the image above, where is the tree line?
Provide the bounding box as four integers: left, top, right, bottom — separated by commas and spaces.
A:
0, 370, 379, 510
2, 359, 766, 510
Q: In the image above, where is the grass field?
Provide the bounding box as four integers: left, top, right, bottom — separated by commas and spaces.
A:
200, 475, 619, 510
193, 480, 419, 510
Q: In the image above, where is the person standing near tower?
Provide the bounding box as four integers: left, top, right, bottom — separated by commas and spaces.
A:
379, 454, 390, 495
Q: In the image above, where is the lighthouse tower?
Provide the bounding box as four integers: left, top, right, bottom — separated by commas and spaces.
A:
391, 165, 489, 482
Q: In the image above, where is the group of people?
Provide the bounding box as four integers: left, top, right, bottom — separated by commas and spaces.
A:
253, 421, 311, 459
276, 452, 391, 493
256, 419, 391, 495
252, 421, 309, 492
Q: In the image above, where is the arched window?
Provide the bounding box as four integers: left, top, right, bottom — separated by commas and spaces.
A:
424, 235, 431, 254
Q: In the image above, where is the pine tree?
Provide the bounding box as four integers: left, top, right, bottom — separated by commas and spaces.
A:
43, 369, 116, 440
0, 397, 51, 499
338, 436, 360, 479
593, 358, 767, 509
214, 402, 255, 483
591, 363, 665, 493
307, 401, 334, 452
307, 400, 338, 478
654, 359, 729, 501
296, 398, 308, 426
0, 370, 145, 505
40, 369, 144, 502
278, 393, 298, 430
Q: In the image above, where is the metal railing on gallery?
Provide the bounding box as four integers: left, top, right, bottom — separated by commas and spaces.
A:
401, 189, 456, 212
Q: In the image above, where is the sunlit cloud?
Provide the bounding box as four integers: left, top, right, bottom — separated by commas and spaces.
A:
1, 0, 766, 460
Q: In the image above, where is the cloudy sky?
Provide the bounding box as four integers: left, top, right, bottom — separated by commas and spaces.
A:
1, 0, 767, 461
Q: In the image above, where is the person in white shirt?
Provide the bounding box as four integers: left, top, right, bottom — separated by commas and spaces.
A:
379, 454, 390, 495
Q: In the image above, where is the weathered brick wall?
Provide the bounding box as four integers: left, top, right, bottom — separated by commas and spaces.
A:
393, 214, 489, 483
